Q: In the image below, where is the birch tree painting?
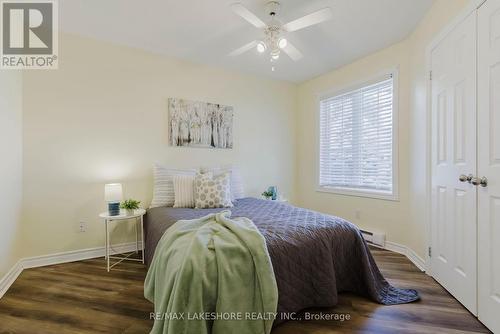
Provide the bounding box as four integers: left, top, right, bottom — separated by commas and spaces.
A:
168, 98, 234, 149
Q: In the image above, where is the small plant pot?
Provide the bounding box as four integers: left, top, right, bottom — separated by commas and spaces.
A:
126, 209, 135, 216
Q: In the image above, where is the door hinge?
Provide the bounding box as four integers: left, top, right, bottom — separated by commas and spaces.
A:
429, 71, 433, 81
428, 247, 432, 258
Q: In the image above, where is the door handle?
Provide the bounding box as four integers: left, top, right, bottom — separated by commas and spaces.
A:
459, 174, 473, 183
471, 176, 488, 187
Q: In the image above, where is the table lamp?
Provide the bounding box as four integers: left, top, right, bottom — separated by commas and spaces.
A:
105, 183, 123, 216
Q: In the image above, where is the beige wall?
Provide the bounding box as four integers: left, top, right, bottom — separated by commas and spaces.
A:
0, 71, 23, 278
20, 34, 297, 258
296, 0, 470, 258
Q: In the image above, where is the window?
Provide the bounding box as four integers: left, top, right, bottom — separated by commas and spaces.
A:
318, 72, 398, 200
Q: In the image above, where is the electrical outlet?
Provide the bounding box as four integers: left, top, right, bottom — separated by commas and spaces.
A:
78, 221, 87, 233
355, 209, 361, 220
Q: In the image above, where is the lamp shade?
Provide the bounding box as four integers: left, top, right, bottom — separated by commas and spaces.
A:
104, 183, 123, 203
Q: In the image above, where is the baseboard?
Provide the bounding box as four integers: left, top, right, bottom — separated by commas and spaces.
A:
385, 241, 426, 272
1, 238, 425, 299
0, 241, 142, 298
0, 260, 23, 299
22, 241, 143, 269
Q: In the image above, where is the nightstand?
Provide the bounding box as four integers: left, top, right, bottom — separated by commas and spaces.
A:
262, 197, 288, 203
99, 209, 146, 272
274, 199, 288, 203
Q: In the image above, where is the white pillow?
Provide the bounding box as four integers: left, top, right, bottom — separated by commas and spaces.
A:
194, 172, 233, 209
150, 165, 197, 208
173, 174, 196, 208
200, 165, 244, 200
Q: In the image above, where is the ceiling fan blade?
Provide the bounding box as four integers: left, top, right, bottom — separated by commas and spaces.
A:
231, 3, 266, 29
282, 42, 303, 61
228, 40, 259, 57
283, 7, 333, 32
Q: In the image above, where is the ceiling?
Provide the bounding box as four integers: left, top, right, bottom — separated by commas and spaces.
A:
59, 0, 434, 83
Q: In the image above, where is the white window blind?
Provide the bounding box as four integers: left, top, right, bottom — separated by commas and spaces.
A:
319, 74, 395, 197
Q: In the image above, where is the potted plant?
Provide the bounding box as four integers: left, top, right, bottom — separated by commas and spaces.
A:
120, 199, 141, 216
261, 189, 274, 200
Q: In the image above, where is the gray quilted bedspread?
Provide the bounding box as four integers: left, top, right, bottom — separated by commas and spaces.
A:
144, 198, 419, 324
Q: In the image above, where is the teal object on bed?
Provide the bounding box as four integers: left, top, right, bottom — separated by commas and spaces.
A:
144, 210, 278, 334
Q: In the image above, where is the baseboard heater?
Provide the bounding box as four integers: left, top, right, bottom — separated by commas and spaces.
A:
360, 230, 386, 247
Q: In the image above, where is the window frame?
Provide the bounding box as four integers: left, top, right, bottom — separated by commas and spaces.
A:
316, 69, 399, 201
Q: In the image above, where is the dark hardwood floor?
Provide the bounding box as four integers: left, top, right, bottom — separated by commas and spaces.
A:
0, 248, 490, 334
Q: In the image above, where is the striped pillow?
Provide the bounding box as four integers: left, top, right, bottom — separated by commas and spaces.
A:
150, 165, 197, 208
173, 175, 196, 208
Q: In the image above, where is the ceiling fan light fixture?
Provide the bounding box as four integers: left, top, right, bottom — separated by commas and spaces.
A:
278, 37, 287, 49
229, 1, 322, 63
257, 41, 267, 53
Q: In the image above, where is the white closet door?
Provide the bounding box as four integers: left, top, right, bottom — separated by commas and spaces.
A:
478, 0, 500, 332
430, 12, 477, 315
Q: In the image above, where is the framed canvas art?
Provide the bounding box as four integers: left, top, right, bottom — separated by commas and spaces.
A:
168, 98, 233, 149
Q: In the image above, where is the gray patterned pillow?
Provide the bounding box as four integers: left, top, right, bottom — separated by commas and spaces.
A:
195, 172, 233, 209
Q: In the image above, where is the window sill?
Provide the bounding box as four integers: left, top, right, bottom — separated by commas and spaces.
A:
316, 186, 399, 202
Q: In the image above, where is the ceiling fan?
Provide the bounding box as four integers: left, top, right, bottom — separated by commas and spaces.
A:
229, 1, 333, 70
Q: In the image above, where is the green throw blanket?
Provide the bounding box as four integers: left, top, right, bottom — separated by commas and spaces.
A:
144, 210, 278, 334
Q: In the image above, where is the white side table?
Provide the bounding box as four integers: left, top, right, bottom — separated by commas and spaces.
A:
99, 209, 146, 272
261, 197, 288, 203
275, 198, 288, 203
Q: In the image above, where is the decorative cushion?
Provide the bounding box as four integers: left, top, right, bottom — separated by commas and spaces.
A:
200, 165, 245, 200
172, 174, 196, 208
195, 172, 233, 209
150, 164, 197, 208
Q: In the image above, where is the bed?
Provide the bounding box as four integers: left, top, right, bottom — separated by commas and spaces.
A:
144, 197, 418, 324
